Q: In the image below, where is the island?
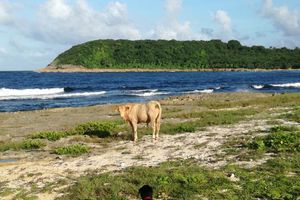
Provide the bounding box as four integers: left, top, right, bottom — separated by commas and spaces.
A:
40, 39, 300, 72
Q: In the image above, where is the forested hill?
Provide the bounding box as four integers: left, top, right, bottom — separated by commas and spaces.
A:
49, 39, 300, 70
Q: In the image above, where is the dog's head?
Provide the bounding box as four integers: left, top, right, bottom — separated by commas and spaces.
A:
115, 104, 131, 120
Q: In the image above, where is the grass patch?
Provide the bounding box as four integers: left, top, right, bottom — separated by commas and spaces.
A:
283, 107, 300, 123
174, 108, 258, 120
249, 125, 300, 153
199, 93, 300, 110
31, 131, 69, 141
59, 160, 235, 200
162, 107, 183, 118
54, 144, 90, 156
74, 121, 120, 138
0, 139, 45, 152
161, 109, 257, 135
224, 153, 300, 200
161, 122, 197, 135
29, 120, 122, 143
0, 187, 15, 197
59, 154, 300, 200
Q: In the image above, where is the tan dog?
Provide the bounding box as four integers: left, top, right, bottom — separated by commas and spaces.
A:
116, 101, 162, 142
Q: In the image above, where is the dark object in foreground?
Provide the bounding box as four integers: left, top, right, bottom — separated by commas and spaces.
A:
139, 185, 153, 200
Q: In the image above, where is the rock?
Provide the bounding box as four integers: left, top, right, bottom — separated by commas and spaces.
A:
120, 162, 126, 169
55, 156, 62, 160
228, 173, 239, 182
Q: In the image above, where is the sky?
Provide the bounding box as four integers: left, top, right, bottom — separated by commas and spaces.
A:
0, 0, 300, 71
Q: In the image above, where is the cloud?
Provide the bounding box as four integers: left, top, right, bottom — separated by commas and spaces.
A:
0, 1, 14, 25
29, 0, 140, 45
150, 0, 209, 40
262, 0, 300, 36
165, 0, 181, 15
213, 10, 232, 34
0, 47, 7, 55
43, 0, 72, 20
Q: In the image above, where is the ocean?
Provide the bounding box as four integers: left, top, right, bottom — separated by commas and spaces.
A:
0, 71, 300, 112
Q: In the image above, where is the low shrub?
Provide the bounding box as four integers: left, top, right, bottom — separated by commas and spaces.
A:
74, 121, 119, 138
21, 139, 45, 150
161, 122, 197, 135
172, 123, 197, 133
249, 126, 300, 153
31, 131, 68, 141
54, 144, 90, 155
0, 139, 45, 151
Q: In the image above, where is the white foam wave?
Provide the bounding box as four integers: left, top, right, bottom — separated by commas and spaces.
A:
184, 89, 214, 94
127, 89, 169, 97
132, 89, 158, 93
270, 82, 300, 88
0, 88, 64, 97
0, 88, 106, 100
252, 85, 264, 89
133, 91, 170, 97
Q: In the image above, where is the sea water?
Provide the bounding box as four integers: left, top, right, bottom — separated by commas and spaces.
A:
0, 71, 300, 112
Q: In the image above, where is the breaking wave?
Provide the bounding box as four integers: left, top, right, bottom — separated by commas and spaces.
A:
183, 87, 221, 94
252, 85, 264, 89
184, 89, 214, 94
127, 89, 170, 97
270, 82, 300, 88
0, 88, 106, 100
252, 82, 300, 90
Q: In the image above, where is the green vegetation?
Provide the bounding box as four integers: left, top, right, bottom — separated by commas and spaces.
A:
0, 139, 45, 152
58, 124, 300, 200
31, 131, 70, 141
51, 39, 300, 69
283, 107, 300, 123
197, 93, 300, 109
59, 154, 300, 200
54, 144, 90, 156
174, 108, 257, 121
249, 125, 300, 153
159, 121, 197, 135
74, 121, 120, 138
28, 121, 121, 143
136, 108, 258, 137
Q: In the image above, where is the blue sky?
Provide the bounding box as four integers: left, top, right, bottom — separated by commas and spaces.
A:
0, 0, 300, 71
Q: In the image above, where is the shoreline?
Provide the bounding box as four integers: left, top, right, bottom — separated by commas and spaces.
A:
37, 65, 299, 73
0, 93, 262, 138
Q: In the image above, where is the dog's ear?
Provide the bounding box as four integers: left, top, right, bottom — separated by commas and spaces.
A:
114, 105, 119, 112
125, 105, 131, 111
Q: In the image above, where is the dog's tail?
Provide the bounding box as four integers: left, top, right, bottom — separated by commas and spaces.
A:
154, 101, 162, 123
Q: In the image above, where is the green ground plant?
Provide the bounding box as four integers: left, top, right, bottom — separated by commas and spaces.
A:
249, 125, 300, 153
74, 121, 120, 138
283, 107, 300, 123
199, 93, 300, 109
58, 124, 300, 199
54, 144, 90, 156
0, 139, 45, 152
31, 131, 69, 141
59, 154, 300, 200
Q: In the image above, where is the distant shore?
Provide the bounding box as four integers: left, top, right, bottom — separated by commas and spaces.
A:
37, 64, 298, 73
